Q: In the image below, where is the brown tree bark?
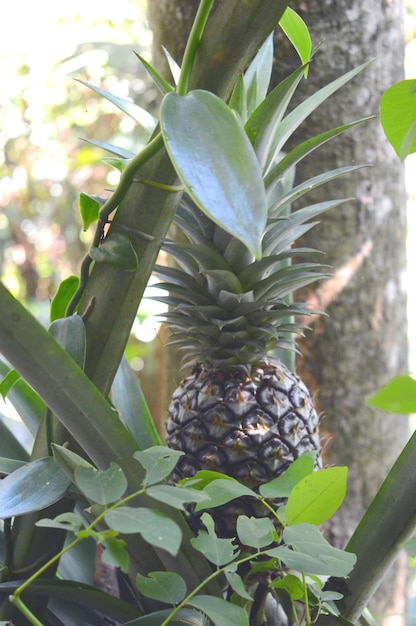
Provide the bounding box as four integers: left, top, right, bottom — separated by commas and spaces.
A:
149, 0, 409, 619
270, 1, 408, 618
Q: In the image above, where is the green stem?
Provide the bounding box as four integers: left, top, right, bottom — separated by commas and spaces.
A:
302, 573, 311, 626
176, 0, 215, 96
8, 595, 45, 626
13, 486, 146, 598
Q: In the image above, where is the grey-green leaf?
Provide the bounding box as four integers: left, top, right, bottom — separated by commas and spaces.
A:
136, 571, 187, 604
75, 463, 127, 505
0, 457, 71, 518
187, 596, 249, 626
160, 90, 266, 258
89, 233, 139, 271
105, 507, 182, 556
49, 315, 86, 369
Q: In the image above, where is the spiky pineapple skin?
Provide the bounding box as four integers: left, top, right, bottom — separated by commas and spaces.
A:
166, 360, 320, 535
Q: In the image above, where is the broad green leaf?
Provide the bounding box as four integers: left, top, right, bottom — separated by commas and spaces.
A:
134, 446, 184, 486
36, 512, 83, 533
187, 596, 249, 626
268, 523, 356, 578
52, 443, 95, 485
0, 457, 71, 518
49, 315, 86, 369
0, 369, 20, 400
79, 192, 100, 230
279, 7, 312, 69
259, 451, 316, 498
194, 478, 258, 512
270, 573, 304, 600
102, 536, 130, 573
224, 569, 253, 601
191, 530, 238, 567
105, 507, 182, 556
160, 90, 266, 258
146, 484, 209, 510
236, 516, 275, 549
112, 358, 162, 449
75, 463, 127, 505
367, 375, 416, 413
77, 79, 157, 133
136, 571, 187, 604
285, 467, 348, 525
380, 79, 416, 160
50, 275, 79, 322
89, 233, 139, 271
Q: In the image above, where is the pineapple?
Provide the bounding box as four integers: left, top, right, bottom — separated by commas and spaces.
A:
155, 55, 367, 536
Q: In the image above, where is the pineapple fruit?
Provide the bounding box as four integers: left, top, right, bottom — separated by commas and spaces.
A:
155, 51, 367, 536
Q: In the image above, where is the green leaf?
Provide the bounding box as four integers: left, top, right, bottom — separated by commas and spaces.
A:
191, 529, 238, 567
146, 484, 210, 510
160, 90, 267, 258
89, 233, 139, 271
243, 34, 274, 116
50, 275, 79, 322
224, 568, 253, 601
0, 457, 71, 518
194, 478, 258, 512
105, 507, 182, 556
102, 536, 130, 573
0, 369, 20, 400
77, 79, 157, 133
0, 359, 44, 436
112, 357, 162, 449
367, 375, 416, 413
259, 451, 316, 498
49, 315, 86, 369
380, 79, 416, 160
236, 516, 275, 549
279, 7, 312, 69
270, 573, 304, 600
134, 446, 184, 486
36, 512, 83, 533
75, 463, 127, 505
52, 443, 95, 485
79, 192, 100, 230
187, 596, 249, 626
285, 467, 348, 525
136, 571, 187, 604
134, 52, 175, 95
82, 138, 135, 159
269, 523, 356, 578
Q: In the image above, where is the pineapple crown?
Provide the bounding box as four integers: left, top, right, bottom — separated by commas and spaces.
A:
154, 43, 370, 371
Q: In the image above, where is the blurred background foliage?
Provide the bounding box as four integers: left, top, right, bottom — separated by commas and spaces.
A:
0, 0, 169, 428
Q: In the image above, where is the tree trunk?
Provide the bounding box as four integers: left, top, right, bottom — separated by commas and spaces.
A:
149, 0, 409, 619
271, 1, 408, 618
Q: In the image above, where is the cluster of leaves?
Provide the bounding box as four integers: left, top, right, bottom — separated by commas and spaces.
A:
0, 445, 354, 626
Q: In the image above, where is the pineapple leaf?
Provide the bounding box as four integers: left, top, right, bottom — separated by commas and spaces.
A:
229, 74, 248, 121
243, 34, 274, 118
134, 51, 175, 95
246, 64, 306, 168
162, 45, 181, 85
160, 90, 267, 258
262, 60, 371, 173
265, 119, 373, 189
76, 79, 157, 133
269, 165, 365, 217
82, 138, 135, 159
